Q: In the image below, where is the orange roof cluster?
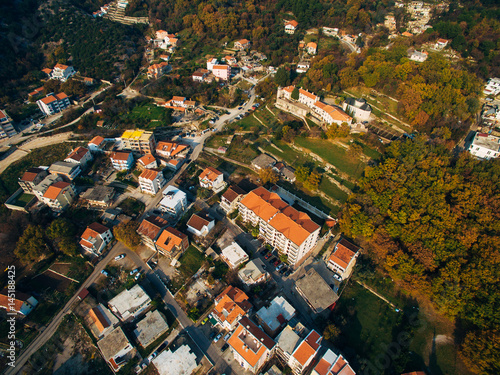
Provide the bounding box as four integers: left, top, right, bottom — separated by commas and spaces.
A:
40, 93, 68, 104
138, 154, 156, 166
139, 168, 160, 181
199, 166, 222, 182
240, 187, 320, 246
89, 136, 105, 146
66, 146, 89, 162
213, 286, 252, 326
286, 20, 298, 27
329, 238, 359, 269
137, 215, 168, 241
149, 61, 169, 71
291, 330, 322, 366
111, 152, 131, 161
0, 289, 33, 312
43, 181, 70, 200
156, 141, 188, 157
155, 227, 187, 254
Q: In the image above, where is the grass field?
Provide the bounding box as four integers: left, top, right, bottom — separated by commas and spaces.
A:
232, 115, 262, 131
123, 102, 170, 129
178, 246, 205, 279
319, 178, 349, 203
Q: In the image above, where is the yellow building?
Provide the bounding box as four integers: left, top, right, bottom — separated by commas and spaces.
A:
120, 129, 156, 154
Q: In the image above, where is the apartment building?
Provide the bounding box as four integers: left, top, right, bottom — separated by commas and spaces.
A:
37, 93, 70, 115
50, 63, 76, 82
110, 152, 134, 170
49, 161, 81, 181
212, 65, 231, 81
80, 222, 113, 255
120, 129, 156, 154
238, 187, 320, 266
288, 330, 322, 374
40, 181, 75, 212
159, 185, 187, 216
212, 286, 252, 331
18, 167, 48, 193
139, 169, 166, 195
484, 77, 500, 96
327, 238, 360, 279
0, 110, 17, 138
468, 132, 500, 159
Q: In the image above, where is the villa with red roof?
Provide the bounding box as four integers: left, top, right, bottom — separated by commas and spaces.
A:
147, 61, 170, 79
139, 169, 166, 195
36, 93, 70, 115
137, 215, 169, 250
288, 330, 322, 374
18, 167, 48, 193
312, 349, 356, 375
40, 181, 75, 212
327, 238, 360, 279
306, 42, 317, 55
50, 63, 76, 82
285, 20, 298, 34
110, 152, 134, 171
199, 166, 224, 191
155, 227, 189, 257
65, 146, 92, 166
212, 286, 252, 331
80, 222, 113, 255
234, 39, 251, 50
0, 289, 38, 316
88, 136, 105, 153
137, 154, 157, 169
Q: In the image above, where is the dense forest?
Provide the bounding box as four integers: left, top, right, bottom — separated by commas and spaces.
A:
340, 137, 500, 374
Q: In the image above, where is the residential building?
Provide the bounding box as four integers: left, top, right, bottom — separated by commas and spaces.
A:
234, 39, 251, 50
408, 50, 428, 62
110, 152, 134, 171
212, 286, 252, 331
97, 327, 135, 372
342, 98, 372, 122
0, 110, 17, 138
192, 68, 210, 82
137, 154, 157, 169
384, 13, 397, 32
156, 141, 189, 159
120, 129, 156, 154
81, 185, 115, 208
153, 30, 179, 51
311, 349, 356, 375
220, 185, 246, 213
65, 146, 93, 166
152, 344, 198, 375
139, 169, 166, 195
481, 103, 500, 126
33, 174, 63, 200
238, 187, 321, 266
281, 86, 319, 107
199, 166, 224, 191
79, 222, 113, 255
273, 162, 296, 182
37, 93, 70, 115
40, 181, 75, 212
227, 316, 275, 374
275, 325, 302, 368
327, 238, 360, 279
147, 61, 170, 79
88, 136, 106, 153
288, 330, 322, 374
285, 20, 298, 34
322, 27, 339, 37
212, 65, 231, 81
50, 63, 76, 82
134, 310, 169, 348
89, 303, 119, 338
313, 101, 352, 125
18, 167, 48, 193
238, 258, 270, 287
159, 185, 187, 216
108, 284, 151, 322
306, 42, 317, 55
251, 154, 276, 170
296, 61, 310, 73
49, 161, 81, 181
83, 77, 95, 85
28, 86, 44, 99
155, 227, 189, 257
434, 38, 449, 49
468, 132, 500, 159
0, 289, 38, 316
165, 158, 185, 170
225, 55, 237, 65
207, 58, 218, 71
484, 77, 500, 97
295, 268, 339, 314
221, 242, 249, 269
256, 296, 296, 337
186, 211, 215, 237
137, 215, 169, 251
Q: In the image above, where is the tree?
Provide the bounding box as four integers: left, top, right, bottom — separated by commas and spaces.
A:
347, 143, 363, 158
46, 218, 75, 240
113, 221, 140, 250
259, 167, 279, 185
305, 172, 321, 190
14, 225, 50, 263
274, 67, 289, 87
58, 237, 79, 257
279, 253, 288, 263
291, 87, 300, 100
295, 166, 310, 183
323, 323, 341, 342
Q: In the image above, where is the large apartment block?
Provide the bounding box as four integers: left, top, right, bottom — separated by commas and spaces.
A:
37, 93, 70, 115
238, 187, 320, 266
0, 110, 17, 138
120, 130, 156, 155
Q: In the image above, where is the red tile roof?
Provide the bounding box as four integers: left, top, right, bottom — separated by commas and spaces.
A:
155, 227, 187, 254
66, 147, 89, 162
54, 63, 69, 70
187, 213, 212, 231
213, 286, 252, 326
111, 152, 131, 161
0, 288, 33, 313
89, 136, 105, 146
292, 330, 321, 366
138, 154, 156, 166
329, 239, 359, 269
139, 169, 160, 181
137, 215, 168, 241
286, 20, 298, 27
43, 181, 70, 200
88, 222, 110, 234
222, 185, 246, 204
199, 166, 223, 182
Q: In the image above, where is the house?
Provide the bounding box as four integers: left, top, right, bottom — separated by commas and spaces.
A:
311, 349, 356, 375
97, 327, 135, 372
212, 286, 252, 331
285, 20, 298, 34
275, 325, 303, 369
227, 316, 275, 374
192, 68, 210, 82
137, 215, 169, 250
220, 185, 246, 213
295, 268, 339, 314
42, 68, 53, 77
207, 58, 218, 71
147, 61, 170, 79
434, 38, 449, 49
256, 296, 296, 337
49, 161, 81, 181
327, 238, 360, 279
468, 132, 500, 159
408, 50, 428, 62
225, 55, 237, 65
288, 330, 322, 374
28, 86, 44, 99
306, 42, 317, 55
83, 77, 95, 85
88, 136, 106, 153
322, 27, 339, 37
137, 154, 157, 169
159, 55, 170, 61
65, 146, 93, 166
18, 167, 48, 193
314, 101, 352, 125
251, 154, 276, 170
134, 310, 169, 348
384, 14, 397, 32
234, 39, 251, 50
40, 181, 76, 212
212, 65, 231, 81
165, 158, 185, 171
186, 211, 215, 237
484, 77, 500, 97
238, 187, 321, 266
156, 141, 189, 159
159, 185, 187, 216
80, 222, 113, 255
139, 169, 166, 195
36, 93, 70, 115
0, 289, 38, 316
238, 258, 270, 287
50, 63, 76, 82
342, 98, 372, 121
33, 174, 63, 200
0, 110, 17, 138
199, 166, 224, 191
81, 185, 115, 208
273, 162, 296, 182
120, 129, 156, 154
155, 227, 189, 257
110, 152, 134, 171
296, 61, 310, 74
221, 242, 249, 269
152, 345, 198, 375
402, 31, 413, 37
108, 284, 151, 322
89, 303, 119, 338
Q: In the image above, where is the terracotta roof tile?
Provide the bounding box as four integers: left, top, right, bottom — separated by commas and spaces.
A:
89, 136, 105, 146
222, 185, 246, 204
139, 169, 159, 181
43, 181, 70, 200
187, 212, 212, 231
137, 215, 169, 241
155, 227, 187, 253
66, 147, 89, 162
213, 286, 252, 325
199, 167, 223, 182
111, 152, 131, 161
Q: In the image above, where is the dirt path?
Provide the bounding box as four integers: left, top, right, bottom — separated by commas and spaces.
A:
252, 113, 269, 128
356, 280, 397, 309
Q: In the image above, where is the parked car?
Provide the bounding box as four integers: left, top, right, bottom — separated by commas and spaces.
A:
264, 253, 272, 259
260, 249, 268, 256
284, 269, 292, 277
130, 268, 140, 275
221, 343, 229, 352
214, 333, 223, 343
201, 317, 209, 325
134, 272, 142, 280
333, 273, 342, 282
273, 260, 281, 267
209, 331, 217, 340
223, 333, 231, 341
147, 352, 158, 362
157, 342, 168, 352
276, 263, 285, 272
114, 254, 125, 260
268, 256, 276, 264
100, 270, 109, 277
279, 266, 288, 274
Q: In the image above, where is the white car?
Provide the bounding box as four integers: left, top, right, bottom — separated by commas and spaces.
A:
214, 333, 223, 343
114, 254, 125, 260
333, 274, 342, 282
147, 351, 158, 362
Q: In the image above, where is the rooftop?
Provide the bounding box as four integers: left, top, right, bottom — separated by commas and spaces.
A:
89, 136, 105, 146
159, 186, 187, 211
221, 242, 249, 268
222, 185, 246, 204
139, 169, 160, 181
471, 132, 500, 152
329, 238, 359, 269
155, 227, 187, 254
137, 215, 169, 241
49, 161, 79, 174
43, 181, 70, 200
252, 153, 276, 169
199, 166, 223, 182
97, 326, 131, 361
213, 286, 252, 326
121, 129, 153, 141
81, 185, 114, 203
111, 152, 132, 162
256, 296, 296, 332
295, 268, 339, 313
238, 258, 267, 284
138, 154, 156, 166
66, 146, 89, 162
108, 284, 151, 320
20, 167, 46, 182
152, 344, 198, 375
187, 211, 213, 231
134, 310, 169, 348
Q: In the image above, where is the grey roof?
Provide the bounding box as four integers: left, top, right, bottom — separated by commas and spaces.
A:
252, 153, 276, 169
345, 97, 371, 112
295, 268, 339, 313
238, 258, 267, 283
81, 185, 115, 203
275, 325, 301, 355
134, 310, 169, 348
49, 161, 79, 174
281, 166, 296, 180
97, 326, 131, 361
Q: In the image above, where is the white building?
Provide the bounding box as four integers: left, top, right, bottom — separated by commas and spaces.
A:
40, 181, 76, 212
152, 344, 198, 375
342, 98, 372, 121
88, 136, 106, 153
322, 27, 339, 37
434, 38, 449, 50
186, 212, 215, 237
484, 78, 500, 97
137, 154, 158, 169
207, 58, 218, 71
108, 284, 151, 322
221, 242, 249, 269
238, 258, 270, 287
296, 62, 310, 73
0, 110, 17, 138
139, 169, 166, 195
285, 20, 298, 34
468, 132, 500, 160
65, 146, 93, 166
50, 63, 76, 82
327, 238, 360, 280
110, 152, 134, 171
199, 166, 225, 191
89, 303, 119, 338
134, 310, 169, 348
256, 296, 296, 336
97, 327, 134, 373
212, 65, 231, 81
36, 93, 70, 115
159, 185, 187, 216
408, 50, 428, 62
311, 349, 356, 375
79, 222, 113, 255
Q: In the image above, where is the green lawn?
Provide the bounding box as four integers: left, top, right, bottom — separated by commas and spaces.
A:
15, 193, 35, 206
262, 140, 311, 168
319, 178, 349, 203
233, 114, 262, 131
122, 102, 171, 129
178, 246, 205, 278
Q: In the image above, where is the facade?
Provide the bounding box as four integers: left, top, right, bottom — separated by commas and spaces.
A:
155, 227, 189, 257
0, 289, 38, 316
238, 187, 320, 266
134, 310, 169, 348
49, 161, 81, 181
238, 258, 270, 287
212, 65, 231, 81
81, 185, 115, 208
235, 39, 251, 50
256, 296, 296, 336
484, 77, 500, 96
139, 169, 166, 195
311, 349, 356, 375
40, 181, 75, 212
408, 50, 428, 62
285, 20, 298, 34
342, 98, 372, 121
212, 286, 252, 331
120, 129, 156, 154
97, 327, 134, 372
468, 132, 500, 159
199, 166, 224, 191
37, 93, 70, 115
65, 146, 93, 166
296, 61, 310, 73
327, 238, 360, 279
33, 174, 63, 200
221, 242, 249, 269
88, 136, 106, 152
186, 212, 215, 237
288, 330, 322, 375
137, 215, 169, 250
227, 316, 275, 374
220, 185, 246, 213
18, 167, 48, 193
147, 61, 170, 79
159, 185, 187, 216
80, 222, 113, 255
108, 284, 151, 322
313, 101, 352, 125
0, 110, 17, 138
50, 63, 76, 82
295, 268, 339, 314
435, 38, 449, 49
306, 42, 317, 55
110, 152, 134, 170
137, 154, 158, 169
